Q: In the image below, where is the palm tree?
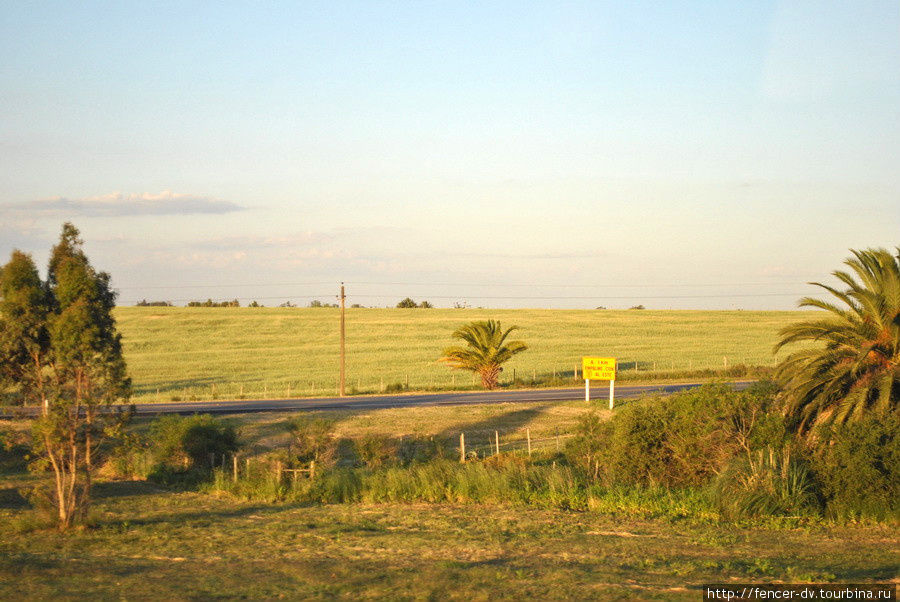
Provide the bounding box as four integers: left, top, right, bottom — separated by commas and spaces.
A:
440, 320, 528, 389
774, 248, 899, 435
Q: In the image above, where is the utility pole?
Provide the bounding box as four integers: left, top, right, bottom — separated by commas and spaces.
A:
339, 282, 346, 397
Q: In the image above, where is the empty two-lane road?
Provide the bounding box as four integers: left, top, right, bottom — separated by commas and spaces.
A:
125, 381, 753, 415
1, 382, 754, 418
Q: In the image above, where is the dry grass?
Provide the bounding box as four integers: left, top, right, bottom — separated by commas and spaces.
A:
1, 481, 895, 600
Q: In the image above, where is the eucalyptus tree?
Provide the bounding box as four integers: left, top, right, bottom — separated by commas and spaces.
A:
440, 320, 528, 389
0, 223, 131, 528
774, 248, 899, 436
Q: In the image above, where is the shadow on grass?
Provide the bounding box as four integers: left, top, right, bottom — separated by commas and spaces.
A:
92, 480, 170, 499
0, 487, 28, 509
95, 503, 286, 529
133, 377, 220, 399
432, 403, 555, 444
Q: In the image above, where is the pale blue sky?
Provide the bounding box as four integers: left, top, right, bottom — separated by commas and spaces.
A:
1, 1, 898, 308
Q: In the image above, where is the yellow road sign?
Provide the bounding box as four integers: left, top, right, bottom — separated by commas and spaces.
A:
582, 357, 616, 380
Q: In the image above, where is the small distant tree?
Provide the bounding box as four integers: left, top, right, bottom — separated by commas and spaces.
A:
396, 297, 418, 308
248, 300, 262, 307
419, 300, 433, 308
0, 223, 131, 529
629, 304, 646, 310
439, 320, 528, 389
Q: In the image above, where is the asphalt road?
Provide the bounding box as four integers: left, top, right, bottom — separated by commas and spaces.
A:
133, 381, 753, 415
2, 381, 753, 418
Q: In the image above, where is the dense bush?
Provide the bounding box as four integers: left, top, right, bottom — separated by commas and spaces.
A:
148, 414, 240, 470
811, 414, 900, 520
355, 434, 399, 468
286, 417, 337, 467
569, 383, 786, 488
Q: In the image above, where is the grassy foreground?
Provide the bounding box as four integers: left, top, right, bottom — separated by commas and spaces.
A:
1, 479, 896, 600
114, 307, 805, 403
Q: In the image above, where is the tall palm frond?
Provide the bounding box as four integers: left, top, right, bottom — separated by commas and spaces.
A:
439, 320, 528, 389
774, 248, 900, 435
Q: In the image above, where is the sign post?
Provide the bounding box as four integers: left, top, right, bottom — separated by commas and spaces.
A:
582, 357, 617, 409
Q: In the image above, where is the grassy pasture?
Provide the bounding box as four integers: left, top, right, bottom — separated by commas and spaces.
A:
1, 479, 895, 600
113, 307, 806, 403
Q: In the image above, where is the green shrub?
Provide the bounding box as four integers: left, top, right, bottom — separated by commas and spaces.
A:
104, 431, 153, 479
148, 414, 239, 471
396, 435, 448, 465
812, 414, 900, 520
566, 411, 612, 479
355, 434, 398, 468
384, 382, 407, 393
286, 416, 336, 467
569, 382, 786, 488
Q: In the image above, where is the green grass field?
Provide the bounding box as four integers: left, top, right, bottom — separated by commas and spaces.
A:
2, 478, 895, 600
114, 307, 807, 403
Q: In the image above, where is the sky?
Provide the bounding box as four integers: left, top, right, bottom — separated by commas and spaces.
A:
1, 0, 898, 309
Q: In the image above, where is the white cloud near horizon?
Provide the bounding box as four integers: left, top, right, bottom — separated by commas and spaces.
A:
1, 191, 245, 218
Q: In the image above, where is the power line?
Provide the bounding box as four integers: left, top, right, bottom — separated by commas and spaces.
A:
117, 281, 335, 290
142, 291, 807, 303
344, 280, 815, 289
116, 279, 820, 291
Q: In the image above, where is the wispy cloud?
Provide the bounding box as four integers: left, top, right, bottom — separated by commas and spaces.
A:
2, 191, 244, 218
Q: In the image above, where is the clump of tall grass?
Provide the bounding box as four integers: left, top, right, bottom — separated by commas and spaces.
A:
206, 455, 716, 519
713, 446, 819, 519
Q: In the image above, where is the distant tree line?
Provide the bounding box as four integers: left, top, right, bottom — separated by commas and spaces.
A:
396, 298, 433, 308
136, 299, 173, 307
308, 300, 338, 308
187, 299, 240, 307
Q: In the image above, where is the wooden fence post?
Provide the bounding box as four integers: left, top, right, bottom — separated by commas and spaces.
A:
459, 433, 466, 463
233, 454, 238, 482
527, 428, 532, 456
494, 431, 500, 456
276, 461, 283, 484
309, 460, 316, 479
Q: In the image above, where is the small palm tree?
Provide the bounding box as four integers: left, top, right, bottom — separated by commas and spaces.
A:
774, 248, 899, 435
440, 320, 528, 389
